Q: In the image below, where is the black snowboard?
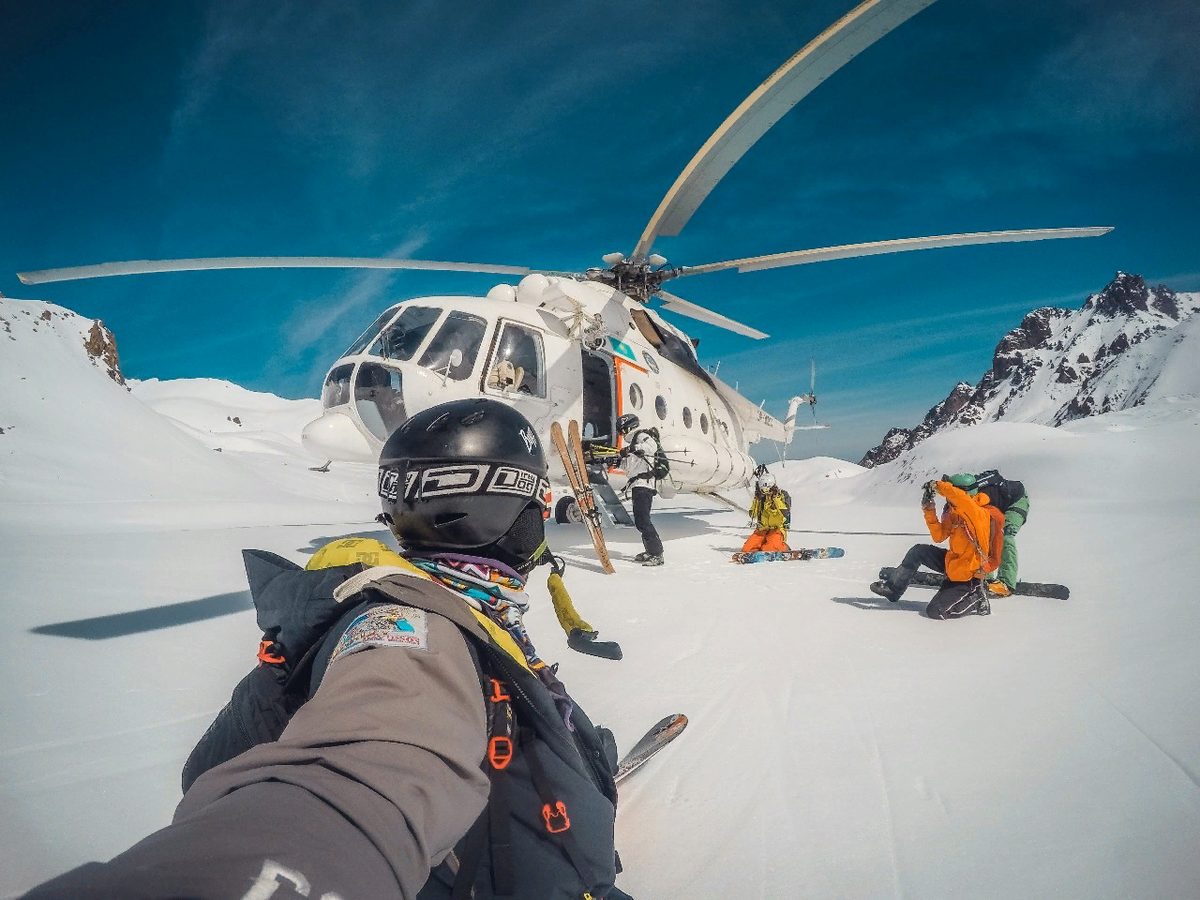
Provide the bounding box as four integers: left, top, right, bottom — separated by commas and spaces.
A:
878, 567, 1070, 600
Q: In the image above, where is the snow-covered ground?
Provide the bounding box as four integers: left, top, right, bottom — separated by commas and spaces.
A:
3, 296, 1200, 899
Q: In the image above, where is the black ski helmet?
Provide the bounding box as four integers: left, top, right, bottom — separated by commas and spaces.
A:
617, 413, 640, 436
377, 398, 550, 571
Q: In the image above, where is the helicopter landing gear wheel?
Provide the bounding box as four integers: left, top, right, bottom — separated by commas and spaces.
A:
555, 496, 583, 524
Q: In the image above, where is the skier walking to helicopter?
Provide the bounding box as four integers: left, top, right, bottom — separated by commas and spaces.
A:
617, 413, 665, 566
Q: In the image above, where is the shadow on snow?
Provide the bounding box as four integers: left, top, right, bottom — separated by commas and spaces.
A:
30, 591, 254, 640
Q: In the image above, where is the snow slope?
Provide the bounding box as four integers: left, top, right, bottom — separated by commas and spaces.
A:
0, 298, 377, 533
3, 297, 1199, 899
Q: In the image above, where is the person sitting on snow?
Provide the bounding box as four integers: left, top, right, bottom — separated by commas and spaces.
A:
742, 469, 791, 553
870, 473, 1005, 619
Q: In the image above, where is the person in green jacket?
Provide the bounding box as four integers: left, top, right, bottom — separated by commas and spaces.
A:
964, 469, 1030, 596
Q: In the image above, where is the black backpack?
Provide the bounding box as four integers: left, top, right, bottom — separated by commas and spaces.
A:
183, 551, 622, 900
631, 428, 670, 480
974, 469, 1026, 513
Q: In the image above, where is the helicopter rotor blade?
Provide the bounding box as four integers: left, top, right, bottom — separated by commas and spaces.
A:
630, 0, 938, 263
17, 256, 535, 285
657, 290, 769, 339
670, 227, 1114, 278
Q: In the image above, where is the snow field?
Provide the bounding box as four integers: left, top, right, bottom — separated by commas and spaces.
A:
3, 296, 1199, 898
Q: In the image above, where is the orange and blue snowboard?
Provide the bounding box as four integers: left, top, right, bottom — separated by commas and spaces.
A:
731, 548, 844, 564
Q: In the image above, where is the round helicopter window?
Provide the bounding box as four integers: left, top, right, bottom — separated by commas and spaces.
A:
655, 395, 667, 420
643, 352, 659, 374
700, 413, 709, 434
628, 383, 643, 409
682, 407, 692, 428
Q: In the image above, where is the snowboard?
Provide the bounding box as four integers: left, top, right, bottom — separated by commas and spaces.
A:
877, 567, 1070, 600
550, 420, 615, 574
615, 713, 688, 784
731, 548, 845, 564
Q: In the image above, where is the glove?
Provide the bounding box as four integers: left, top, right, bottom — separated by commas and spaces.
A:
921, 481, 937, 509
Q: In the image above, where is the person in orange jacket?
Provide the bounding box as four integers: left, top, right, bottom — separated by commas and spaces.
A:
870, 473, 1005, 619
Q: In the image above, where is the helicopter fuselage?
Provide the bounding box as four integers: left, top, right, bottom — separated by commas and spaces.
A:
301, 276, 787, 494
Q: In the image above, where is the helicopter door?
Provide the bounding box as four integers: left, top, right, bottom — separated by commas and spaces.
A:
354, 361, 406, 441
581, 350, 615, 444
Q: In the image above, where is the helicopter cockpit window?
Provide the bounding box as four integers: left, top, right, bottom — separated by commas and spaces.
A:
343, 305, 402, 357
321, 364, 354, 408
369, 305, 442, 361
354, 362, 406, 441
418, 311, 488, 381
487, 322, 545, 398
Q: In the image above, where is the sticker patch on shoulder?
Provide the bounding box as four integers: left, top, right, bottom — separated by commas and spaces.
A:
330, 604, 429, 664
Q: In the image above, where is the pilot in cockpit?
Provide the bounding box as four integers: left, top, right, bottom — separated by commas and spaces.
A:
487, 327, 539, 395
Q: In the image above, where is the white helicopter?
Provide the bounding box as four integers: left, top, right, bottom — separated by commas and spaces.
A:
19, 0, 1110, 507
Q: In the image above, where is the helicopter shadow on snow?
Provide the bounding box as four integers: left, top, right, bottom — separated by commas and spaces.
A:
30, 591, 254, 640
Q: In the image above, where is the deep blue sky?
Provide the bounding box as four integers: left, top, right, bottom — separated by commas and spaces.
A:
3, 0, 1198, 460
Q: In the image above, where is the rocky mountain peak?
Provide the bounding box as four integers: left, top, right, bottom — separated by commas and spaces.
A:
859, 272, 1199, 467
1085, 271, 1180, 320
84, 320, 126, 386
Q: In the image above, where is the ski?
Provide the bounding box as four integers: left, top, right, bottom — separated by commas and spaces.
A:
615, 713, 688, 784
731, 547, 845, 564
877, 567, 1071, 600
550, 421, 615, 574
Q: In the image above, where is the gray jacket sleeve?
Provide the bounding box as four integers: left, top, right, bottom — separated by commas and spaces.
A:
175, 609, 490, 897
20, 609, 490, 900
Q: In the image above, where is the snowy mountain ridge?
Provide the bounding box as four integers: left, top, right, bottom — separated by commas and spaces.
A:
0, 296, 375, 532
861, 272, 1200, 466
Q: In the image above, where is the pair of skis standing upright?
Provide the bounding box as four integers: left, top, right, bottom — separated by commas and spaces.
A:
548, 420, 688, 782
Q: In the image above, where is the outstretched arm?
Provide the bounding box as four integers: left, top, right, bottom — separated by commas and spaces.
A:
24, 613, 489, 900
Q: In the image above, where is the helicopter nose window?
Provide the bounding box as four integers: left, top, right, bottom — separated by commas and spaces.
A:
682, 407, 692, 428
418, 311, 487, 381
487, 322, 545, 398
322, 364, 354, 408
343, 305, 402, 357
700, 412, 709, 435
370, 305, 442, 361
655, 395, 667, 420
354, 362, 407, 441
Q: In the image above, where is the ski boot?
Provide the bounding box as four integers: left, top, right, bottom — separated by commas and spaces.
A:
641, 554, 664, 567
986, 580, 1012, 597
632, 551, 652, 563
870, 581, 899, 602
